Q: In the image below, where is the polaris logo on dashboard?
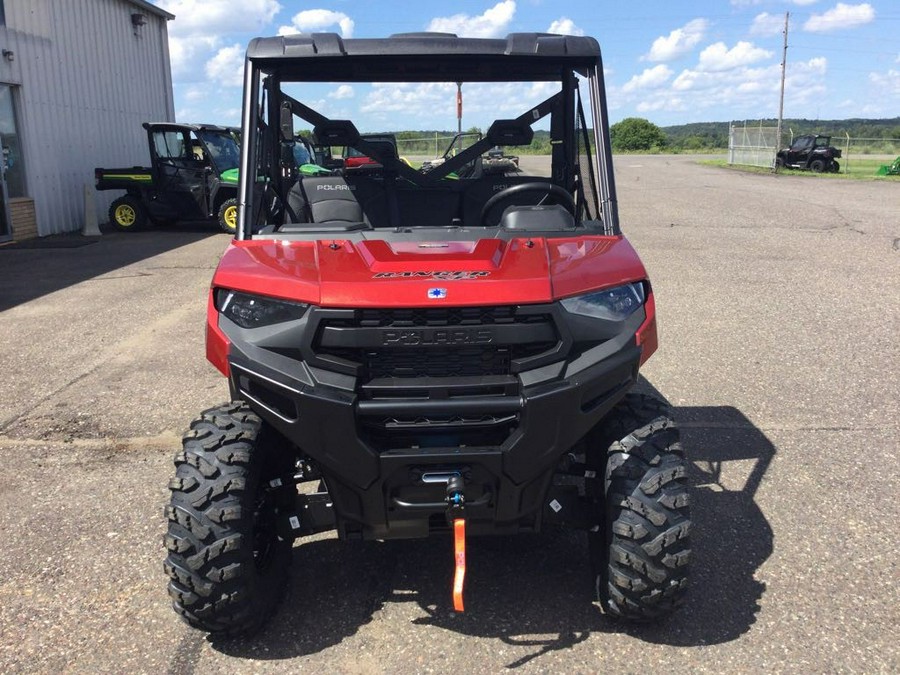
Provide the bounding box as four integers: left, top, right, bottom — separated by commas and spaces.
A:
316, 184, 355, 191
382, 329, 493, 346
372, 271, 490, 280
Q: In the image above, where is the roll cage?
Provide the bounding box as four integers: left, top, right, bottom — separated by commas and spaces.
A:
235, 32, 619, 239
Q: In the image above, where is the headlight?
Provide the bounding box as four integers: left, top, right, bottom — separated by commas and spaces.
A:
561, 282, 646, 321
216, 290, 308, 328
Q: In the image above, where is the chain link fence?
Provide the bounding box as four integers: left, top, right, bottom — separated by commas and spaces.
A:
728, 122, 779, 168
395, 134, 460, 160
840, 136, 900, 176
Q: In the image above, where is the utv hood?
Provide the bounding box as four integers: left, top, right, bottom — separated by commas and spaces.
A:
213, 236, 647, 307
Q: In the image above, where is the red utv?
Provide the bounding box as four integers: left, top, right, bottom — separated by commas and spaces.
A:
164, 32, 691, 636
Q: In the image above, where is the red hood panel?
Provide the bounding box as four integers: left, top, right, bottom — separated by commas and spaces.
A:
548, 236, 647, 298
213, 236, 646, 307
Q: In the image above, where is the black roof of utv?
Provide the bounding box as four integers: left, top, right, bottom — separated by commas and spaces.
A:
245, 32, 602, 81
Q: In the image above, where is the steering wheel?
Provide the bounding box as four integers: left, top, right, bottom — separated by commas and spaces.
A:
479, 182, 576, 227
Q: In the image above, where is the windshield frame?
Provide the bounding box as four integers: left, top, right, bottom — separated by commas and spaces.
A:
235, 33, 619, 240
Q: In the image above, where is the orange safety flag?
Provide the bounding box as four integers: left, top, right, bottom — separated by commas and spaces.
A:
453, 518, 466, 612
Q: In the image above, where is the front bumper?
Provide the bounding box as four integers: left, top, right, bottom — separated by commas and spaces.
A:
221, 302, 646, 539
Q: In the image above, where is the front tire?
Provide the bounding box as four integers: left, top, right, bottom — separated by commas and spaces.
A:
217, 198, 238, 235
164, 402, 293, 636
109, 195, 148, 232
588, 394, 691, 621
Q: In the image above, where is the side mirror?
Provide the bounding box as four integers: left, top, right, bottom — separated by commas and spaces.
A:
279, 102, 293, 142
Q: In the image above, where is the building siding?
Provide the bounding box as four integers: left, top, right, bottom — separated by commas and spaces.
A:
0, 0, 174, 236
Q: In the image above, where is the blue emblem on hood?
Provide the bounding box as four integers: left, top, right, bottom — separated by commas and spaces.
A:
428, 288, 447, 299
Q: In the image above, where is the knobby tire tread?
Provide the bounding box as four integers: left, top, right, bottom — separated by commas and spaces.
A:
164, 402, 290, 636
590, 394, 691, 621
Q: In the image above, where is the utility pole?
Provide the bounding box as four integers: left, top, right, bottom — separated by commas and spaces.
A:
775, 11, 789, 171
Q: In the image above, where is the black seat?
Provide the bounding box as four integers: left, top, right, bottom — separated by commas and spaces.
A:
282, 175, 391, 231
302, 176, 366, 224
284, 181, 310, 224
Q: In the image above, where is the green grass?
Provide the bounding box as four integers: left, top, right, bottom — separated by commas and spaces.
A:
842, 158, 900, 177
698, 158, 900, 180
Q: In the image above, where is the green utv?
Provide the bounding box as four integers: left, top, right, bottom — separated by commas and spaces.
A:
95, 123, 242, 233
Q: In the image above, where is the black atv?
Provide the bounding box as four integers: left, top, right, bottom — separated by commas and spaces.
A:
775, 134, 842, 173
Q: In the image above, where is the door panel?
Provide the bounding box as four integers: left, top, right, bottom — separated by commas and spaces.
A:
149, 128, 209, 219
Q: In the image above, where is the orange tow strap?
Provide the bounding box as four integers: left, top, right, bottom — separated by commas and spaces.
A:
452, 518, 466, 612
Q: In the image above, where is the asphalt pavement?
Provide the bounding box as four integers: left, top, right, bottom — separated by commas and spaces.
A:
0, 156, 897, 673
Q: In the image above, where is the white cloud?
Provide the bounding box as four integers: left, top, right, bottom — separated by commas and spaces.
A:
175, 100, 242, 125
160, 0, 281, 36
362, 83, 456, 119
204, 44, 244, 89
698, 41, 773, 72
643, 19, 708, 62
427, 1, 516, 39
804, 3, 874, 33
666, 56, 827, 117
183, 87, 208, 102
750, 12, 785, 37
360, 81, 555, 127
277, 9, 355, 37
803, 56, 828, 73
168, 34, 221, 77
637, 96, 686, 113
622, 65, 674, 93
869, 69, 900, 96
161, 0, 279, 81
547, 18, 585, 36
329, 85, 355, 100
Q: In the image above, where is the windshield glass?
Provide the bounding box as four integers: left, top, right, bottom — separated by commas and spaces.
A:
243, 69, 607, 238
292, 142, 311, 165
280, 81, 554, 176
197, 130, 240, 172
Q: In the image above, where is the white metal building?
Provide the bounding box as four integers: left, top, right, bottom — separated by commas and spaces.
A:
0, 0, 174, 240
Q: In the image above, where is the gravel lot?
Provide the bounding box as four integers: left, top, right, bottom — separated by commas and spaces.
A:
0, 155, 897, 673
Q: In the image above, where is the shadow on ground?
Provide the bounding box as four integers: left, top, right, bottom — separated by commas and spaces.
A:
208, 388, 775, 668
0, 222, 221, 312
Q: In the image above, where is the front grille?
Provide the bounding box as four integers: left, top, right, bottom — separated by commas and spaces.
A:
366, 346, 509, 378
314, 305, 558, 382
307, 304, 561, 453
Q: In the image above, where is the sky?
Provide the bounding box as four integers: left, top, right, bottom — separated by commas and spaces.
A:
158, 0, 900, 131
